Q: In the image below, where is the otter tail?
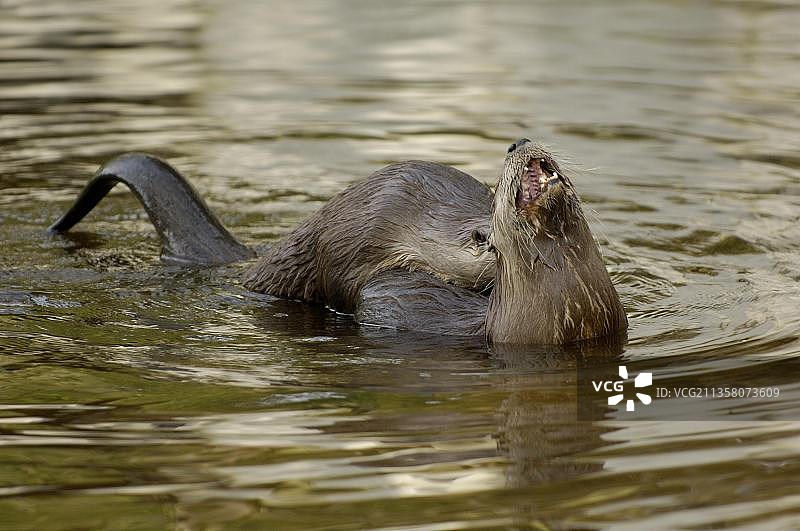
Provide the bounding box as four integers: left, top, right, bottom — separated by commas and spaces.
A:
48, 153, 255, 265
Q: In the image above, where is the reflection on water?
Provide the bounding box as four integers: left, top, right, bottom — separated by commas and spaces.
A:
2, 0, 800, 528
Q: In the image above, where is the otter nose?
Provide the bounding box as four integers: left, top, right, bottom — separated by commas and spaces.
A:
507, 138, 531, 154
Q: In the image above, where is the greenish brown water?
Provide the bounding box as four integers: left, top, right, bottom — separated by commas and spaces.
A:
3, 0, 800, 528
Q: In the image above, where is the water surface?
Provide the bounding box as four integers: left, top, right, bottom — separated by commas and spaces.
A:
2, 0, 800, 528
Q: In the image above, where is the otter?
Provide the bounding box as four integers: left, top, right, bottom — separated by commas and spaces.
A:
48, 139, 627, 344
49, 154, 494, 306
241, 161, 495, 312
487, 139, 627, 343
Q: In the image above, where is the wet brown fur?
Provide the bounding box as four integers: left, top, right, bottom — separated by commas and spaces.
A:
485, 142, 628, 344
242, 161, 495, 312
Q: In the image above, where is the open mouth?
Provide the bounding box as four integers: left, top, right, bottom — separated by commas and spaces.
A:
515, 157, 561, 210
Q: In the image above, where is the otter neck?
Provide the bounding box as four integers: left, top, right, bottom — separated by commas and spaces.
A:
486, 213, 627, 345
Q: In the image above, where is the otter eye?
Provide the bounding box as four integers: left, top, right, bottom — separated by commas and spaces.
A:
471, 229, 487, 244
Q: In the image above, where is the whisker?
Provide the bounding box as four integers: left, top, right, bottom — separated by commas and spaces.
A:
472, 259, 494, 289
585, 206, 611, 259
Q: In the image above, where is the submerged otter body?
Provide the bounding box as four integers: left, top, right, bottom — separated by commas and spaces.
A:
48, 140, 627, 345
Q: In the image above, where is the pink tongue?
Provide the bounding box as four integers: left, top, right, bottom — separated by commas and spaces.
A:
515, 159, 553, 209
516, 169, 542, 208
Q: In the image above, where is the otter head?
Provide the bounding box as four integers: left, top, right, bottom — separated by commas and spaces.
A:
492, 138, 579, 255
486, 138, 627, 345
